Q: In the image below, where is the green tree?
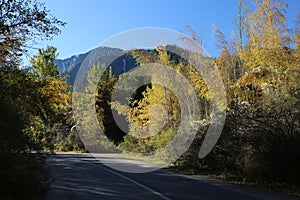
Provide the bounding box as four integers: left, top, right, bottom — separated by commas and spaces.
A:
73, 63, 121, 152
30, 46, 59, 78
95, 65, 126, 144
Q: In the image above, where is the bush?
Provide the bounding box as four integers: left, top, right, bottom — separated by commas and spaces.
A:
173, 98, 300, 186
118, 126, 177, 153
0, 153, 47, 200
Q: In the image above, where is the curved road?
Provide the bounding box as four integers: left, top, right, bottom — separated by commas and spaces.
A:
45, 153, 299, 200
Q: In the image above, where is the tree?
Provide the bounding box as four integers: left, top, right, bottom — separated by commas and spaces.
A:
95, 65, 126, 144
118, 46, 207, 153
0, 1, 66, 197
170, 1, 300, 188
73, 63, 122, 153
0, 0, 66, 68
223, 0, 300, 185
295, 13, 300, 51
234, 0, 298, 104
30, 46, 59, 78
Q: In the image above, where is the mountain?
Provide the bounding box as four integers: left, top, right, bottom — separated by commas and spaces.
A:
54, 45, 207, 86
54, 46, 137, 85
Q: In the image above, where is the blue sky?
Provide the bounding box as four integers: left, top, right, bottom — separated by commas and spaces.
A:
35, 0, 299, 60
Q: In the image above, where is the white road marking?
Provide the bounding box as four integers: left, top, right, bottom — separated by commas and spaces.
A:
83, 157, 172, 200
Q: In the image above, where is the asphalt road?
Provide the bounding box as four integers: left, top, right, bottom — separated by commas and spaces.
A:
45, 153, 299, 200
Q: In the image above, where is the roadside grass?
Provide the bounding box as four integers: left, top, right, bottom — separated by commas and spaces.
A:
116, 152, 168, 166
219, 173, 300, 198
169, 165, 300, 198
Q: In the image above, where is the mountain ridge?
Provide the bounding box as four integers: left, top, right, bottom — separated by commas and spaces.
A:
54, 45, 208, 85
54, 46, 137, 85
